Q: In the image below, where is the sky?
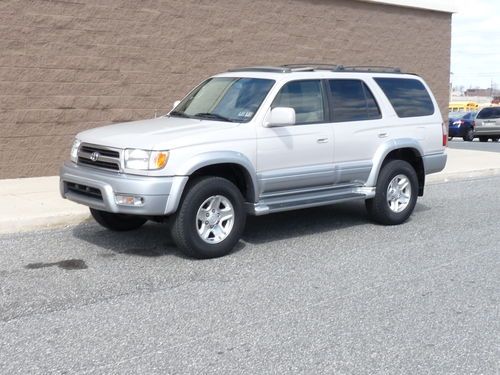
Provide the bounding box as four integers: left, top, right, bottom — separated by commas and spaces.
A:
451, 0, 500, 89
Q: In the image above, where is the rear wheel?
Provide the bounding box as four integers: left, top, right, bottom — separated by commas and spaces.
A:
90, 208, 147, 231
491, 137, 499, 142
479, 136, 488, 142
366, 160, 418, 225
171, 177, 246, 259
463, 128, 474, 142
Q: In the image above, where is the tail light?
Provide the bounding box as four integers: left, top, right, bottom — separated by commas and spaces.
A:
442, 122, 448, 147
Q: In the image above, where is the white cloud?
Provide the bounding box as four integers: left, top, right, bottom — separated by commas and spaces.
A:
451, 0, 500, 89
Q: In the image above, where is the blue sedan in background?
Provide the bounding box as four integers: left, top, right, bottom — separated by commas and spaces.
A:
448, 111, 477, 141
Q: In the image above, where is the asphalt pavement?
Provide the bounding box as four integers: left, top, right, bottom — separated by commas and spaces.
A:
448, 138, 500, 153
1, 176, 499, 374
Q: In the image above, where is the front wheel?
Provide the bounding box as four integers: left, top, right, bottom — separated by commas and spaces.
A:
366, 160, 418, 225
463, 128, 474, 142
171, 177, 246, 259
491, 137, 499, 142
479, 136, 488, 142
90, 208, 147, 231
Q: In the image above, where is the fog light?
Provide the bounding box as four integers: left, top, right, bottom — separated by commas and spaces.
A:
115, 194, 144, 206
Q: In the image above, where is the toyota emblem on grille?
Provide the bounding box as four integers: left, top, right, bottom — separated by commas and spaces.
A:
90, 151, 100, 162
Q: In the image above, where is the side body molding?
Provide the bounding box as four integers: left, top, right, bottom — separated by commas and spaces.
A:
175, 151, 259, 202
365, 138, 424, 187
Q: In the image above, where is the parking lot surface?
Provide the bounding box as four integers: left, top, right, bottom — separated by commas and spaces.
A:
449, 138, 500, 153
1, 177, 499, 374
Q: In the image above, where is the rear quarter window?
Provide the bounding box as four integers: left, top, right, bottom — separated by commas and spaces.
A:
374, 78, 434, 118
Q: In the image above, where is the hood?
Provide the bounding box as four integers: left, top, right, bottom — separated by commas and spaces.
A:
77, 116, 240, 150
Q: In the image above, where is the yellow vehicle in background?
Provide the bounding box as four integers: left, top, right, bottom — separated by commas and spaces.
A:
449, 101, 479, 112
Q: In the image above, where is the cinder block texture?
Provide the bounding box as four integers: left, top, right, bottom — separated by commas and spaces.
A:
0, 0, 451, 178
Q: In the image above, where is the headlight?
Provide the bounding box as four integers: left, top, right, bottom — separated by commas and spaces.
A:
452, 120, 462, 127
124, 149, 169, 170
70, 139, 81, 162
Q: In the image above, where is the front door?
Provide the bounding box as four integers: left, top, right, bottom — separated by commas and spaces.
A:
256, 79, 334, 195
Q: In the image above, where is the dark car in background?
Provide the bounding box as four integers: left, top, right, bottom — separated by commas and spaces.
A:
448, 111, 476, 141
475, 106, 500, 142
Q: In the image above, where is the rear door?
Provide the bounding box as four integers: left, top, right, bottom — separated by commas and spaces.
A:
326, 78, 384, 184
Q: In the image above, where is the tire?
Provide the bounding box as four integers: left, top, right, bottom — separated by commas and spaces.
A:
463, 128, 474, 142
90, 208, 147, 231
171, 177, 246, 259
491, 137, 499, 142
366, 160, 418, 225
479, 136, 488, 142
448, 136, 453, 141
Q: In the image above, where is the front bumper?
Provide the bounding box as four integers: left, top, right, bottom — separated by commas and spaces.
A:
60, 161, 188, 215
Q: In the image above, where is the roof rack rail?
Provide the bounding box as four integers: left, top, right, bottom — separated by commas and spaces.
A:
226, 65, 403, 74
227, 66, 291, 73
334, 65, 402, 73
282, 63, 340, 71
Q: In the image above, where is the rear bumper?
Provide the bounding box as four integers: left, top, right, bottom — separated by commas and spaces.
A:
60, 161, 188, 215
448, 125, 466, 137
423, 152, 447, 175
474, 127, 500, 136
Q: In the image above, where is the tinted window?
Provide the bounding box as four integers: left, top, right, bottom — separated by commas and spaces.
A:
328, 79, 381, 122
272, 80, 325, 124
477, 107, 500, 119
374, 78, 434, 117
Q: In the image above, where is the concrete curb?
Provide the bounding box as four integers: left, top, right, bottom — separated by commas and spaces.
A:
0, 212, 91, 235
426, 167, 500, 184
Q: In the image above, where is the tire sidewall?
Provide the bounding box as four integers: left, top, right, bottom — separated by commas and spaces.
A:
463, 128, 474, 142
176, 177, 246, 258
376, 160, 418, 224
90, 208, 147, 231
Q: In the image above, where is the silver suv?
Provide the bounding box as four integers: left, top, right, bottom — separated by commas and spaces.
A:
475, 106, 500, 142
60, 65, 447, 258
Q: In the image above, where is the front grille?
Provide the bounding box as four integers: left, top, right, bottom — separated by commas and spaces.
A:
66, 182, 103, 200
77, 157, 120, 170
80, 145, 119, 158
77, 143, 121, 171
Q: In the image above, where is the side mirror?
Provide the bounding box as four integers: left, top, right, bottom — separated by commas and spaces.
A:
266, 107, 295, 127
172, 100, 181, 110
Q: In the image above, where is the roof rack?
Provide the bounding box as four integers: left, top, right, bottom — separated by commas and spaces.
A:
335, 65, 401, 73
227, 66, 292, 73
282, 63, 341, 71
226, 65, 403, 74
283, 64, 401, 73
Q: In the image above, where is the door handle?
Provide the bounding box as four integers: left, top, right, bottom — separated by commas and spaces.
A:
317, 138, 329, 143
378, 133, 387, 138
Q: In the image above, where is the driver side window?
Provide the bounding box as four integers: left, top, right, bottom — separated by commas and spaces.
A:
272, 80, 325, 125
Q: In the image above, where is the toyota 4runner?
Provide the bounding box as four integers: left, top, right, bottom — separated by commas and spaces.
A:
60, 65, 447, 258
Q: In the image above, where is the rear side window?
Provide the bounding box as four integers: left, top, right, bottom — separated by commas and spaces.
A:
477, 107, 500, 119
374, 78, 434, 117
272, 80, 325, 124
328, 79, 381, 122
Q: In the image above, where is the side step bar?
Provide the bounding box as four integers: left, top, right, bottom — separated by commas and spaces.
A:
247, 186, 374, 216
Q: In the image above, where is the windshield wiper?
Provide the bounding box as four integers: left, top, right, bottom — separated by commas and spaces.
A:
169, 111, 191, 118
194, 112, 233, 122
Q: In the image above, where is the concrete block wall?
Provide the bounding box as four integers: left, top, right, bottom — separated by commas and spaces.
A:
0, 0, 451, 178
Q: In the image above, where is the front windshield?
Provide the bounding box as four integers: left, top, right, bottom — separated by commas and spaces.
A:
171, 77, 275, 123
